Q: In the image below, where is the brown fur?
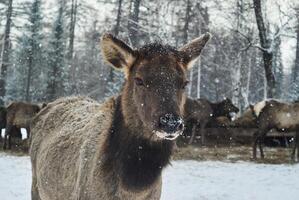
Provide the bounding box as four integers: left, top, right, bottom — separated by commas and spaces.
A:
3, 102, 44, 149
251, 100, 299, 161
0, 106, 6, 129
207, 116, 232, 128
209, 98, 239, 120
30, 33, 211, 200
184, 98, 239, 145
184, 98, 213, 145
230, 106, 258, 128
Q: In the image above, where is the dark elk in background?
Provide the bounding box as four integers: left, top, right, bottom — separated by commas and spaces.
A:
0, 106, 6, 135
0, 106, 22, 143
3, 102, 46, 150
184, 98, 239, 145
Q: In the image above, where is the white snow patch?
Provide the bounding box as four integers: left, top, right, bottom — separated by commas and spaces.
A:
1, 155, 299, 200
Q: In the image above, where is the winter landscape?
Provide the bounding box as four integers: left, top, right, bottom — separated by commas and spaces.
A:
1, 153, 299, 200
0, 0, 299, 199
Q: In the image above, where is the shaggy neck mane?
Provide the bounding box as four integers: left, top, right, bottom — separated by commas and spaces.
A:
103, 94, 173, 191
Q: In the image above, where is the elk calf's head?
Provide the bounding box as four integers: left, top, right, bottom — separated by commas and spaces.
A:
101, 33, 211, 141
221, 98, 239, 119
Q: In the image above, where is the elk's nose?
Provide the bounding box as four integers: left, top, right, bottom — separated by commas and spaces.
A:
159, 113, 184, 133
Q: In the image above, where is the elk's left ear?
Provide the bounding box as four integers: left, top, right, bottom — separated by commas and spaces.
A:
101, 33, 136, 76
179, 33, 211, 69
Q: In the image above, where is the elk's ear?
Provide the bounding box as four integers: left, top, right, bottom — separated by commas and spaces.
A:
101, 33, 136, 74
179, 33, 211, 69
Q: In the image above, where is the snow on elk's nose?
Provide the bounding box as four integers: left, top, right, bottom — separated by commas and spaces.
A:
157, 113, 184, 140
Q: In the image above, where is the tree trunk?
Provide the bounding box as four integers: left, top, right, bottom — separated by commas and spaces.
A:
128, 0, 141, 47
253, 0, 275, 98
114, 0, 123, 37
108, 0, 123, 85
0, 0, 13, 103
196, 59, 201, 98
294, 9, 299, 81
68, 0, 78, 94
67, 0, 77, 61
244, 55, 252, 107
183, 0, 192, 96
182, 0, 191, 44
25, 53, 33, 102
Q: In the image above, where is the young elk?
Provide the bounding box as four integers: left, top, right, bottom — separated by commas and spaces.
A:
184, 98, 213, 145
185, 98, 239, 145
30, 33, 211, 200
210, 98, 239, 120
3, 102, 45, 149
250, 100, 299, 161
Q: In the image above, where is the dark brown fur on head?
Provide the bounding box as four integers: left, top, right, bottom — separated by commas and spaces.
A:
101, 34, 210, 189
0, 106, 7, 129
210, 98, 239, 120
101, 33, 211, 141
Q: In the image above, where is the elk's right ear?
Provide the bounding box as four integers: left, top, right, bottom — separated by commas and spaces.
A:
101, 33, 136, 72
179, 33, 211, 69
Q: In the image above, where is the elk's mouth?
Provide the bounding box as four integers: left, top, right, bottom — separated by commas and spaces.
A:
153, 130, 183, 141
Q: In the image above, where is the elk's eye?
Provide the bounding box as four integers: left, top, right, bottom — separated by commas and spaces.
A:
182, 81, 189, 89
134, 77, 144, 86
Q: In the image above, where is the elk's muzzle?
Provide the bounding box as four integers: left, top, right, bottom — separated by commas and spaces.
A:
155, 113, 184, 140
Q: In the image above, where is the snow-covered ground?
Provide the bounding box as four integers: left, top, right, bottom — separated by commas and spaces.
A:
162, 161, 299, 200
0, 154, 31, 200
0, 153, 299, 200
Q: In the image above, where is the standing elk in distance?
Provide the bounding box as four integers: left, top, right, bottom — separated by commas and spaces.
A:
185, 98, 239, 145
3, 102, 46, 150
249, 100, 299, 161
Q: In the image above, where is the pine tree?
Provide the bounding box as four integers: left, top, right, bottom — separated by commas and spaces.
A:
46, 1, 66, 101
0, 0, 13, 104
272, 34, 283, 99
6, 0, 46, 102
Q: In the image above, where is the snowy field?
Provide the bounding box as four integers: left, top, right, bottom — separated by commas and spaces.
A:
0, 153, 299, 200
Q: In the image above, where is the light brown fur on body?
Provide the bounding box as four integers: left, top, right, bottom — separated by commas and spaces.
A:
30, 97, 138, 200
251, 100, 299, 160
30, 96, 163, 200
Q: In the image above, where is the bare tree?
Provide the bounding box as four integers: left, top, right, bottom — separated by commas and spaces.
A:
67, 0, 78, 62
68, 0, 78, 94
294, 7, 299, 82
0, 0, 13, 103
182, 0, 193, 96
114, 0, 123, 37
128, 0, 141, 47
253, 0, 275, 98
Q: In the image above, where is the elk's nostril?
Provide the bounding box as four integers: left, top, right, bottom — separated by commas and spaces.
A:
160, 116, 168, 125
178, 122, 184, 130
159, 114, 184, 133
